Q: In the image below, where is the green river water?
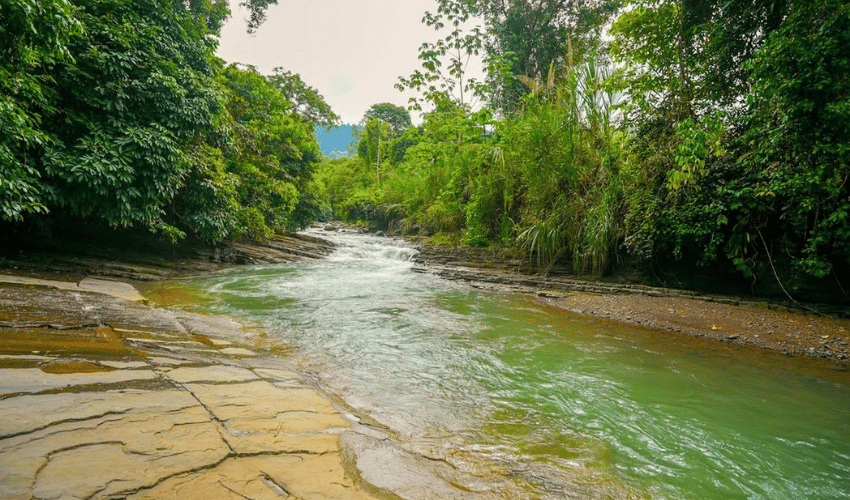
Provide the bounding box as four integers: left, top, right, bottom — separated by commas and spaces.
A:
150, 230, 850, 499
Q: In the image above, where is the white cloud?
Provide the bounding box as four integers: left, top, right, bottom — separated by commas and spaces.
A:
216, 0, 486, 125
326, 73, 356, 98
217, 0, 440, 124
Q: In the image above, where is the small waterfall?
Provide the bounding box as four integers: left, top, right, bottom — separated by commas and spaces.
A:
306, 229, 419, 266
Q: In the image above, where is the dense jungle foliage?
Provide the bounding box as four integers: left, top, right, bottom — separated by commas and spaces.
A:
2, 0, 847, 300
1, 0, 334, 244
317, 0, 849, 300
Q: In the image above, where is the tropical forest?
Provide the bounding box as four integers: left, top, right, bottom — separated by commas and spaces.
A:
3, 0, 849, 302
3, 2, 850, 499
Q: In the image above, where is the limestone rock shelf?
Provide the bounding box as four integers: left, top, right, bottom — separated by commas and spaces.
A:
0, 277, 532, 500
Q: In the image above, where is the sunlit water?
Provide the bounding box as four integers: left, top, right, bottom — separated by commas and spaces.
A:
149, 230, 850, 499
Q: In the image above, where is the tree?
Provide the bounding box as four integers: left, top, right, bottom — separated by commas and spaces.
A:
610, 0, 789, 122
396, 0, 498, 112
358, 118, 391, 185
214, 64, 323, 236
733, 0, 850, 279
31, 0, 222, 238
268, 68, 340, 129
609, 0, 700, 123
240, 0, 280, 33
482, 0, 623, 112
396, 0, 622, 115
0, 0, 306, 241
356, 103, 413, 168
362, 103, 412, 138
613, 0, 850, 295
0, 0, 81, 221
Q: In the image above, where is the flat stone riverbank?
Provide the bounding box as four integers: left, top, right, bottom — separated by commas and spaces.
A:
0, 280, 381, 500
0, 276, 533, 500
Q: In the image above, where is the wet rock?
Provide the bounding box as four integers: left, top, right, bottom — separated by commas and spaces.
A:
0, 274, 145, 302
125, 452, 375, 500
343, 432, 478, 499
252, 368, 301, 382
0, 367, 157, 395
0, 232, 336, 281
0, 278, 383, 500
0, 389, 227, 500
220, 233, 336, 265
147, 356, 191, 366
220, 347, 258, 357
0, 286, 187, 334
339, 431, 531, 500
182, 381, 341, 423
125, 338, 207, 352
164, 365, 259, 384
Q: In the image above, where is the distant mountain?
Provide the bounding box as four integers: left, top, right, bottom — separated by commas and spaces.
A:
315, 124, 358, 158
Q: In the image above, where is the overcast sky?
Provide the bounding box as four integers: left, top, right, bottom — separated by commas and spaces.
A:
216, 0, 481, 125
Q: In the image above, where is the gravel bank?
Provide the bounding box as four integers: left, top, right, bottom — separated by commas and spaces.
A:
410, 245, 850, 366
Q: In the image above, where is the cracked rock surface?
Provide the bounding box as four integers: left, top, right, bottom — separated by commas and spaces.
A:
0, 276, 537, 500
0, 281, 377, 500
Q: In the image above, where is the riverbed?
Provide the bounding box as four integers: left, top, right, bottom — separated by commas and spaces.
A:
142, 229, 850, 500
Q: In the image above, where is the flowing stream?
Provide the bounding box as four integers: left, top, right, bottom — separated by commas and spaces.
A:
150, 229, 850, 499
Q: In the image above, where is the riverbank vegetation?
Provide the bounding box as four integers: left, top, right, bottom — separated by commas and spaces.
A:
1, 0, 333, 246
2, 0, 847, 303
316, 0, 849, 302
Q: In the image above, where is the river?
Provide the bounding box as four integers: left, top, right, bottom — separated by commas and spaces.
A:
150, 229, 850, 499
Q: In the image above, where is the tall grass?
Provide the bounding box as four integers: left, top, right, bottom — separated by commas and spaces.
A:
500, 55, 626, 274
318, 55, 627, 275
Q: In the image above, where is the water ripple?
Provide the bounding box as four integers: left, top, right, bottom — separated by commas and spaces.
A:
178, 229, 850, 500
